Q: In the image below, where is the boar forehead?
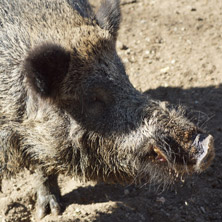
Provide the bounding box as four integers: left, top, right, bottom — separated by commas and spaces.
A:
66, 25, 136, 96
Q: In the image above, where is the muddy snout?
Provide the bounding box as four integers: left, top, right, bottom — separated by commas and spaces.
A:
192, 134, 215, 172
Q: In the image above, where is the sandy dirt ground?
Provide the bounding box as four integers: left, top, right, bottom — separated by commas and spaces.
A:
0, 0, 222, 221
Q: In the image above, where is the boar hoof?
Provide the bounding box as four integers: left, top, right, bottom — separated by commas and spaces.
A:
36, 173, 62, 219
36, 194, 61, 219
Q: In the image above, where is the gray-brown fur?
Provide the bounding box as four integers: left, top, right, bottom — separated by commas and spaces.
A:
0, 0, 214, 219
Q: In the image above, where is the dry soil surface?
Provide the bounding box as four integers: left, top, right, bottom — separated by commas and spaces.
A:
0, 0, 222, 221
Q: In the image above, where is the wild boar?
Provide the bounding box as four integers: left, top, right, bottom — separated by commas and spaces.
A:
0, 0, 214, 219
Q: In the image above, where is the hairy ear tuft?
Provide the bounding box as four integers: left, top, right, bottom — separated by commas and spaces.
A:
96, 0, 121, 38
24, 43, 70, 98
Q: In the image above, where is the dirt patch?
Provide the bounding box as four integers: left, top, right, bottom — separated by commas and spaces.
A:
1, 0, 222, 221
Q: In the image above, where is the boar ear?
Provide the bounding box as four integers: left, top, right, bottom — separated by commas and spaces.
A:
96, 0, 121, 38
24, 43, 70, 98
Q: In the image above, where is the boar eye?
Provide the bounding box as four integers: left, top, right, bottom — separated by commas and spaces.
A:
84, 87, 114, 117
92, 95, 101, 103
91, 94, 105, 105
85, 93, 106, 117
89, 87, 112, 105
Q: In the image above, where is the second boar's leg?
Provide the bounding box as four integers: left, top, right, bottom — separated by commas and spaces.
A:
36, 170, 61, 219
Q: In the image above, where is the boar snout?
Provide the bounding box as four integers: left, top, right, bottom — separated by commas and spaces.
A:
192, 134, 215, 172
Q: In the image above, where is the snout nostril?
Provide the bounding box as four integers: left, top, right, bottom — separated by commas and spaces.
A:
193, 134, 215, 171
192, 134, 213, 150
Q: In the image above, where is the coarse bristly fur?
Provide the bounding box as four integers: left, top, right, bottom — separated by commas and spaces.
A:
0, 0, 215, 219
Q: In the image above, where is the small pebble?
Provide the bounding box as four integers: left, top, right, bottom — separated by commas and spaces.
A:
171, 59, 176, 64
160, 66, 170, 73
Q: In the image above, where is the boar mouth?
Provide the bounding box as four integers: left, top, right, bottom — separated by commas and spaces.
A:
149, 146, 167, 163
148, 134, 215, 174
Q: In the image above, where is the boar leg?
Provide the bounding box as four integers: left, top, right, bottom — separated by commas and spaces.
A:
36, 171, 62, 219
